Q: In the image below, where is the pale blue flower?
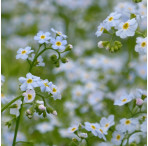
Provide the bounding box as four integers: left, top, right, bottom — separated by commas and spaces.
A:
116, 18, 138, 39
34, 31, 51, 44
38, 79, 52, 93
19, 73, 40, 91
16, 46, 34, 60
51, 36, 67, 52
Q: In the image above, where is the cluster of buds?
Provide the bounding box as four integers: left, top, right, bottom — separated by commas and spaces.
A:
50, 44, 72, 67
26, 101, 57, 119
98, 41, 122, 53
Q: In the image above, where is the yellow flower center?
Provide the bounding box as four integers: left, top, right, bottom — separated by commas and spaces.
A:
52, 88, 57, 92
71, 128, 76, 131
56, 41, 62, 46
99, 129, 103, 133
40, 35, 45, 39
108, 17, 113, 21
116, 134, 121, 140
28, 94, 32, 100
122, 98, 127, 102
1, 93, 4, 98
91, 125, 96, 130
100, 27, 104, 31
44, 83, 49, 87
125, 120, 131, 125
57, 32, 62, 35
141, 42, 146, 47
105, 123, 109, 127
123, 23, 129, 30
27, 79, 33, 84
21, 50, 26, 54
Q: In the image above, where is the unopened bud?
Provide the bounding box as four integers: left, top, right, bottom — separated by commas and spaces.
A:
38, 104, 46, 111
72, 138, 78, 142
65, 44, 73, 51
52, 110, 57, 116
50, 54, 57, 62
26, 109, 32, 115
136, 98, 143, 106
28, 115, 32, 119
61, 58, 68, 63
98, 41, 103, 48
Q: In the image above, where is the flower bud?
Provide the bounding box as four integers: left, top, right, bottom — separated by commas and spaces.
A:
9, 104, 18, 108
130, 13, 136, 19
72, 138, 78, 142
61, 58, 68, 63
65, 44, 73, 51
98, 41, 103, 48
46, 106, 54, 114
136, 98, 143, 106
50, 54, 57, 63
28, 115, 33, 119
52, 110, 57, 116
26, 109, 32, 115
38, 104, 46, 111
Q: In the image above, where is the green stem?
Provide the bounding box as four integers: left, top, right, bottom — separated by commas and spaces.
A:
12, 97, 24, 146
29, 47, 47, 72
135, 31, 146, 37
132, 111, 147, 117
1, 96, 22, 113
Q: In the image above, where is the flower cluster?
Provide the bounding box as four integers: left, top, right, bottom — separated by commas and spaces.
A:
16, 28, 72, 68
96, 1, 147, 53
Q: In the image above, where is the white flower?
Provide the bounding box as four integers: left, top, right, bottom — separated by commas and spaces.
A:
68, 124, 79, 133
88, 91, 104, 105
96, 22, 106, 37
1, 93, 9, 104
104, 12, 121, 30
36, 122, 54, 133
117, 118, 139, 133
140, 120, 147, 132
50, 84, 61, 100
19, 73, 40, 91
16, 46, 34, 60
51, 28, 67, 38
10, 100, 22, 117
50, 36, 67, 52
22, 89, 36, 103
84, 122, 99, 136
34, 31, 51, 44
114, 94, 133, 106
135, 37, 147, 55
38, 79, 52, 93
84, 122, 107, 140
111, 131, 124, 146
100, 115, 115, 130
116, 18, 138, 39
